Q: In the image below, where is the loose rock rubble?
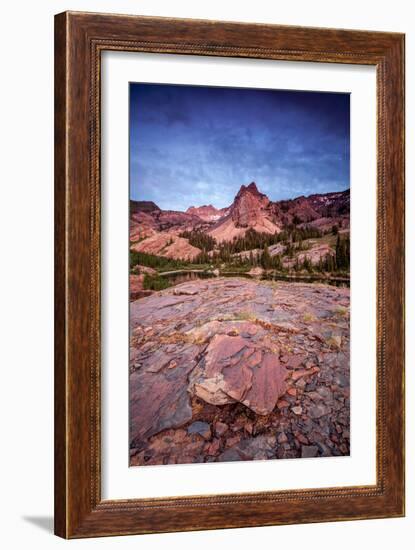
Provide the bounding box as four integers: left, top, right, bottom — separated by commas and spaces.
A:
129, 277, 350, 466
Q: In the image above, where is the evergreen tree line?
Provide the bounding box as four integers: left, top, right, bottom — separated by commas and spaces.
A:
192, 226, 323, 265
131, 233, 350, 274
178, 229, 216, 251
130, 250, 188, 271
181, 226, 324, 258
221, 226, 323, 255
313, 234, 350, 273
335, 234, 350, 270
193, 234, 350, 274
193, 227, 322, 265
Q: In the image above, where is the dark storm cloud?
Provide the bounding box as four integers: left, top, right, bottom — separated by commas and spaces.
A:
130, 83, 350, 211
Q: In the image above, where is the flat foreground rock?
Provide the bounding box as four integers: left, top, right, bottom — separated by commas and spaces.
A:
129, 277, 350, 465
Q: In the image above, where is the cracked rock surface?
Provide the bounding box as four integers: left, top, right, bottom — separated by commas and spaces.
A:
129, 277, 350, 466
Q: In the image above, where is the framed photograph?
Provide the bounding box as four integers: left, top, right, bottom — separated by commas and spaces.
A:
54, 11, 405, 538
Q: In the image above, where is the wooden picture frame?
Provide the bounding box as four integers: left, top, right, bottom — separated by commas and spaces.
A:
54, 11, 405, 538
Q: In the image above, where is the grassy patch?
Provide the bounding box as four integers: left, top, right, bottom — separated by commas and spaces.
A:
157, 263, 213, 273
325, 334, 342, 349
206, 310, 258, 323
303, 312, 316, 322
234, 310, 257, 321
304, 233, 337, 248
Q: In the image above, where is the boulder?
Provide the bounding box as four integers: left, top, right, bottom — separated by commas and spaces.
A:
173, 283, 206, 296
215, 421, 229, 437
189, 334, 287, 415
187, 421, 211, 440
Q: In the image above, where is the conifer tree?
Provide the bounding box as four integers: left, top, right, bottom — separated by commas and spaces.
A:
261, 244, 272, 269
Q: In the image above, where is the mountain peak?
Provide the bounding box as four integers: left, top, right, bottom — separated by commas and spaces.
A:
186, 203, 230, 222
231, 182, 271, 228
246, 181, 259, 193
237, 182, 261, 197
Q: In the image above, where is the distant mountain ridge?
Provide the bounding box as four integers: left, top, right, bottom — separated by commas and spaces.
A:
186, 204, 230, 222
130, 183, 349, 226
130, 182, 349, 258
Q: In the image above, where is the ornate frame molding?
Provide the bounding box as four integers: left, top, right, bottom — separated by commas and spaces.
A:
55, 11, 405, 538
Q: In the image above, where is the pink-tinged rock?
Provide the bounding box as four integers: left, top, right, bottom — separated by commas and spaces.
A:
189, 334, 287, 415
185, 320, 259, 345
205, 438, 221, 456
130, 273, 144, 292
130, 361, 196, 443
129, 274, 350, 464
284, 355, 305, 369
243, 353, 287, 415
143, 349, 174, 373
190, 335, 250, 406
247, 266, 264, 276
291, 366, 319, 382
130, 274, 155, 301
173, 284, 205, 296
231, 183, 270, 227
131, 232, 201, 261
309, 404, 330, 419
215, 421, 229, 437
283, 243, 335, 269
245, 421, 254, 435
130, 293, 197, 325
220, 355, 256, 403
191, 376, 235, 407
186, 204, 229, 222
295, 378, 307, 390
129, 346, 140, 366
208, 183, 281, 242
278, 432, 288, 444
226, 434, 242, 448
296, 433, 309, 445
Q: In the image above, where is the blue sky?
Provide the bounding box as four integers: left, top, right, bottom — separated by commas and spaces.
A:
130, 83, 350, 211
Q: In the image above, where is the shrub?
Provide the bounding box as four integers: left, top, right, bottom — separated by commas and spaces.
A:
143, 273, 171, 291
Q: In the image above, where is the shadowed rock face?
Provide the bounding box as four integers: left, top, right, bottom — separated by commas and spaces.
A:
231, 182, 270, 227
129, 277, 350, 466
130, 345, 200, 443
130, 200, 160, 213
